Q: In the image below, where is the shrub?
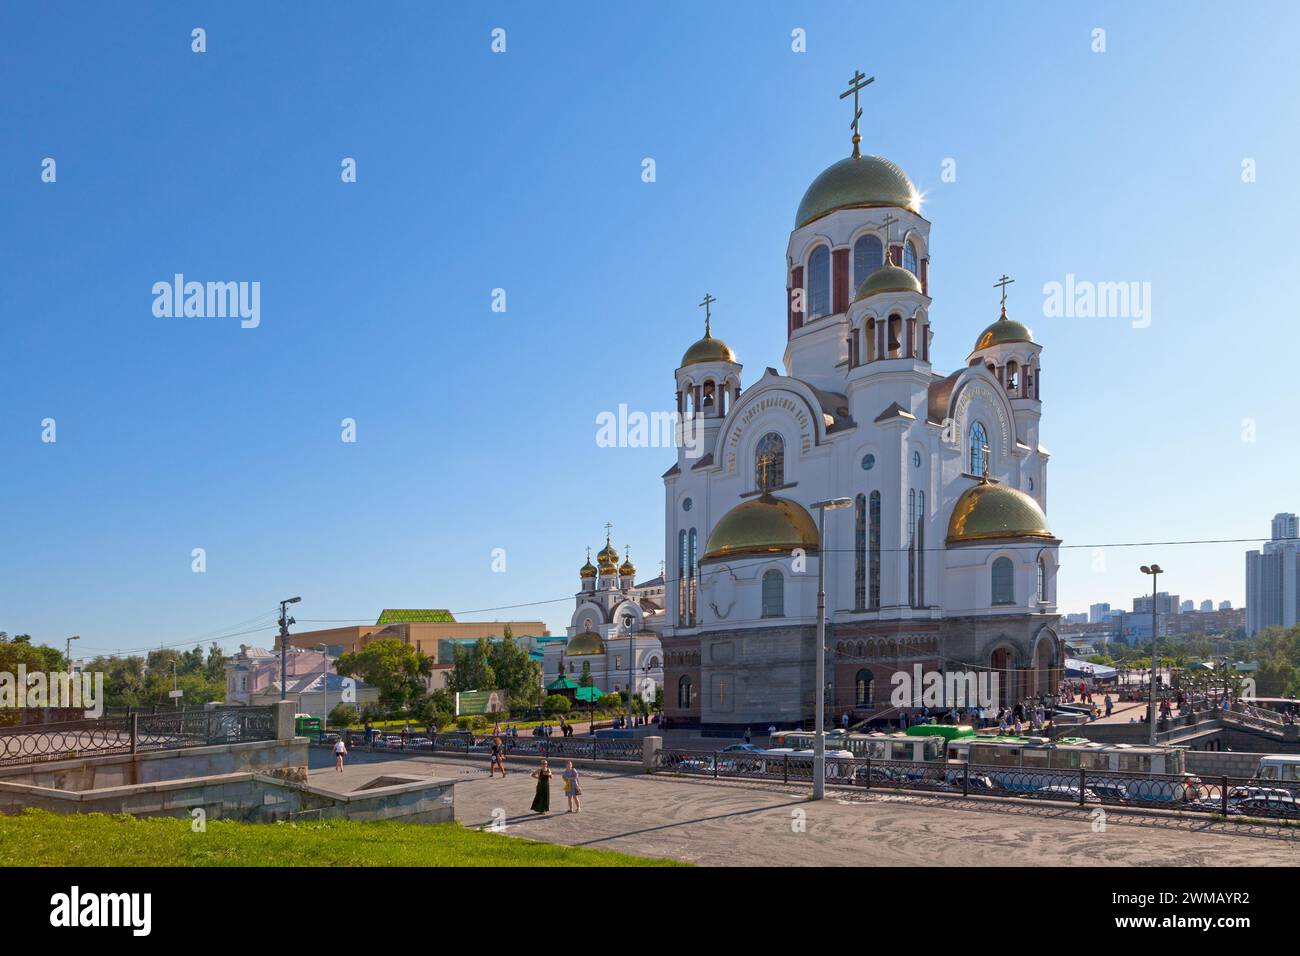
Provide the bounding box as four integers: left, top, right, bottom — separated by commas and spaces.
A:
543, 695, 571, 714
328, 704, 359, 727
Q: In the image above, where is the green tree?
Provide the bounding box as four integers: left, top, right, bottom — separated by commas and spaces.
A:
335, 638, 432, 711
543, 695, 571, 714
487, 637, 542, 708
446, 640, 495, 693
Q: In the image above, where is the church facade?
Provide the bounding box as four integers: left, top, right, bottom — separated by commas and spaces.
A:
660, 106, 1063, 733
543, 536, 665, 702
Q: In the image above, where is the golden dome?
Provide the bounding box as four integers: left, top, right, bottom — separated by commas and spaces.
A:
596, 537, 620, 573
796, 154, 920, 228
855, 261, 922, 301
566, 630, 606, 656
703, 493, 820, 561
973, 311, 1035, 352
946, 480, 1054, 545
579, 556, 597, 579
619, 548, 636, 577
681, 330, 737, 367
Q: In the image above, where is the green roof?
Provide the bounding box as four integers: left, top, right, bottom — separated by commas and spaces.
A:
905, 724, 975, 741
574, 687, 604, 702
547, 677, 579, 691
376, 609, 455, 625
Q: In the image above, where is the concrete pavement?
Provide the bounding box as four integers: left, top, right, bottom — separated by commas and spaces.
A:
308, 749, 1300, 867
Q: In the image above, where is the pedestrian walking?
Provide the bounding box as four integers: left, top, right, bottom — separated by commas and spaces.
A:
489, 736, 506, 777
530, 759, 552, 814
561, 760, 582, 812
744, 726, 752, 744
333, 736, 347, 773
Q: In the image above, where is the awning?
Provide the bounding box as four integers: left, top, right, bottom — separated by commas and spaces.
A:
1064, 658, 1117, 679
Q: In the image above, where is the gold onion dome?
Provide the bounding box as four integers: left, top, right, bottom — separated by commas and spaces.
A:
703, 493, 820, 561
681, 329, 736, 367
596, 538, 620, 573
855, 261, 922, 300
579, 553, 597, 579
619, 548, 636, 577
566, 630, 606, 656
946, 480, 1054, 545
795, 154, 920, 228
973, 310, 1035, 352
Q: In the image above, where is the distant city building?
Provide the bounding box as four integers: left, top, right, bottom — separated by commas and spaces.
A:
1088, 602, 1112, 624
1063, 612, 1088, 625
1219, 600, 1232, 610
1133, 591, 1180, 616
1246, 513, 1300, 636
1180, 600, 1194, 613
1200, 600, 1214, 612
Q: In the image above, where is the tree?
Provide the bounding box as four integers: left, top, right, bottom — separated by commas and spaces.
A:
446, 640, 495, 693
486, 637, 542, 708
543, 695, 571, 714
329, 703, 359, 727
335, 638, 432, 711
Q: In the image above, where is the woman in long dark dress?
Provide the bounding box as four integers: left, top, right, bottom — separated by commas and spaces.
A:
530, 759, 552, 814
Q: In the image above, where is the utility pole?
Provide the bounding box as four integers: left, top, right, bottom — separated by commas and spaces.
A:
811, 497, 853, 800
65, 635, 80, 672
278, 597, 302, 702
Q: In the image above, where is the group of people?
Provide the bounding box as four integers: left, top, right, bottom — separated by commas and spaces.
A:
486, 736, 583, 813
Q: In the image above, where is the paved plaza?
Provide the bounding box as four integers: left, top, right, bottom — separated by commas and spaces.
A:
308, 749, 1300, 867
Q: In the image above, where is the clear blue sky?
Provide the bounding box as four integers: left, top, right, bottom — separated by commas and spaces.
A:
2, 1, 1297, 656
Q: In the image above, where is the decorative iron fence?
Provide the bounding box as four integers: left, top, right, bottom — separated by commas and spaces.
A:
0, 707, 279, 767
653, 749, 1300, 822
339, 730, 645, 763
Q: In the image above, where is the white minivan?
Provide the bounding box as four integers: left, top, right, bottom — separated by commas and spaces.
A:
1255, 755, 1300, 783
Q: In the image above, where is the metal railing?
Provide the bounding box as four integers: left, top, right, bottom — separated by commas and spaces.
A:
338, 730, 644, 763
0, 706, 278, 767
653, 748, 1300, 823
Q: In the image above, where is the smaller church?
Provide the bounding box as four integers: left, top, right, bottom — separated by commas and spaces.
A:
541, 530, 665, 703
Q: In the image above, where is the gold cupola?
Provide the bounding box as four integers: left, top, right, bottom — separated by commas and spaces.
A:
702, 493, 820, 562
596, 531, 620, 575
681, 303, 737, 368
946, 478, 1054, 545
619, 547, 637, 579
565, 630, 606, 656
796, 154, 920, 229
973, 309, 1035, 352
579, 547, 597, 580
855, 261, 923, 300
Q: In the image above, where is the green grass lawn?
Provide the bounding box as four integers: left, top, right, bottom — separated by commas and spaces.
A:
0, 808, 684, 867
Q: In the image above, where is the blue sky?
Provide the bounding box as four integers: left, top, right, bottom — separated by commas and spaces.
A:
2, 1, 1297, 655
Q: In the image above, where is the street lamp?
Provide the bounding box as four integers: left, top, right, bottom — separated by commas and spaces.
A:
1140, 565, 1163, 745
811, 496, 853, 800
65, 635, 80, 672
316, 644, 330, 735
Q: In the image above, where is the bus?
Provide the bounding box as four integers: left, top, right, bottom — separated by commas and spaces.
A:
771, 729, 950, 763
945, 736, 1195, 801
1255, 755, 1300, 784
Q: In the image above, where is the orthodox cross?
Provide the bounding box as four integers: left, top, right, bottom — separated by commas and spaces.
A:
699, 292, 716, 336
839, 70, 874, 158
604, 521, 613, 544
994, 274, 1015, 317
981, 443, 991, 482
880, 212, 900, 261
756, 453, 775, 493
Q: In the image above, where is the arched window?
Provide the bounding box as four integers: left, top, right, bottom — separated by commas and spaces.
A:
969, 422, 989, 477
855, 670, 874, 706
677, 675, 693, 709
992, 557, 1015, 606
688, 529, 698, 624
761, 569, 785, 618
755, 432, 785, 491
868, 491, 882, 609
904, 240, 918, 275
808, 245, 831, 318
1006, 362, 1019, 392
1037, 558, 1047, 603
677, 530, 687, 627
853, 234, 883, 288
853, 493, 867, 610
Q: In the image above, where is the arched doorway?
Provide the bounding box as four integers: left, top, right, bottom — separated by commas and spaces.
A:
1031, 633, 1056, 700
990, 647, 1014, 707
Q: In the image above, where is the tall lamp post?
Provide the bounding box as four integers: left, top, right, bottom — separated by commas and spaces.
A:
811, 497, 853, 800
65, 635, 80, 672
278, 597, 302, 702
1139, 565, 1163, 745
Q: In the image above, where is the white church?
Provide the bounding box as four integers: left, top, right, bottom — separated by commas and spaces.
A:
658, 75, 1064, 733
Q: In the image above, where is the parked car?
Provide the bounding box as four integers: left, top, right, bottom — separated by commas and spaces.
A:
1033, 783, 1100, 803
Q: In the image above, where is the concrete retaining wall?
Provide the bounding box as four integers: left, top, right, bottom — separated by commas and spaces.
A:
0, 770, 454, 824
1184, 750, 1275, 779
0, 738, 309, 791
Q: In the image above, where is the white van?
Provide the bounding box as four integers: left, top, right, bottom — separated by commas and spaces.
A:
1255, 755, 1300, 783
